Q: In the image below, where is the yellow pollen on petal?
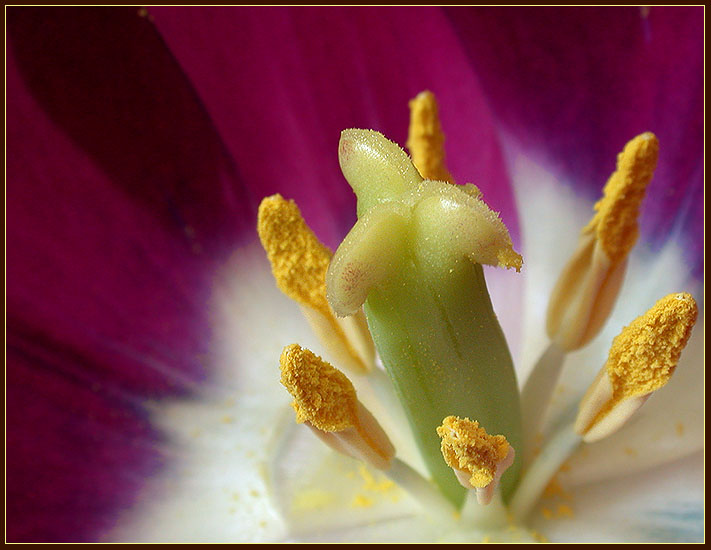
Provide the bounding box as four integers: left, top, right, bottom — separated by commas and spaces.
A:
258, 194, 371, 373
351, 494, 374, 508
437, 416, 510, 488
583, 132, 659, 265
291, 488, 335, 512
279, 344, 358, 432
556, 504, 574, 518
543, 475, 571, 499
358, 463, 395, 494
407, 90, 455, 183
624, 447, 638, 457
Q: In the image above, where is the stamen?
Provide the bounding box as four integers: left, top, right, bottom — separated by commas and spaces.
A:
522, 133, 660, 462
279, 344, 395, 469
258, 195, 374, 373
437, 416, 515, 505
575, 292, 698, 442
546, 133, 659, 351
407, 90, 454, 183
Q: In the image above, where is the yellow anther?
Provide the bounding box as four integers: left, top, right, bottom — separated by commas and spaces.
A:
258, 194, 332, 315
407, 90, 455, 183
583, 132, 659, 265
545, 133, 659, 351
279, 344, 395, 469
258, 195, 374, 373
605, 292, 697, 403
279, 344, 358, 432
575, 293, 698, 442
437, 416, 511, 489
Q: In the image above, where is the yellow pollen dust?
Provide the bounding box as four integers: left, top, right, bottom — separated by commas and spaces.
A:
584, 132, 659, 264
407, 90, 455, 183
351, 494, 373, 508
257, 195, 332, 314
437, 416, 510, 488
594, 293, 697, 424
279, 344, 358, 432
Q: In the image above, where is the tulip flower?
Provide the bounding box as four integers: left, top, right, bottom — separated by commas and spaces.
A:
6, 6, 702, 543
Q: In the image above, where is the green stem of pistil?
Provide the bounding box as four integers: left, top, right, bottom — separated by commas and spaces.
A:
365, 259, 522, 508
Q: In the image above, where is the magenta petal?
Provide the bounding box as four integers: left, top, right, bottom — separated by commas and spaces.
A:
7, 7, 259, 541
445, 6, 703, 275
148, 6, 521, 248
7, 324, 165, 542
8, 7, 254, 253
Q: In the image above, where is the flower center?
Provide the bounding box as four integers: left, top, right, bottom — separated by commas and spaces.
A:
256, 91, 698, 541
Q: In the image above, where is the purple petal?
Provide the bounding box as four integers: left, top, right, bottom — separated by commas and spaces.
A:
444, 6, 703, 275
8, 7, 254, 253
7, 7, 254, 540
148, 6, 521, 249
6, 324, 165, 542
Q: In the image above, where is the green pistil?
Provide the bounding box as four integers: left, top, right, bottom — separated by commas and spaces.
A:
328, 129, 524, 508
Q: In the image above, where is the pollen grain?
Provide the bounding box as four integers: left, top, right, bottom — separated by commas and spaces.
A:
587, 292, 698, 430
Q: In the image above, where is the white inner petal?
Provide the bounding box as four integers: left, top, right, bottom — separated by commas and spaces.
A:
107, 242, 427, 542
529, 452, 703, 543
107, 243, 314, 542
